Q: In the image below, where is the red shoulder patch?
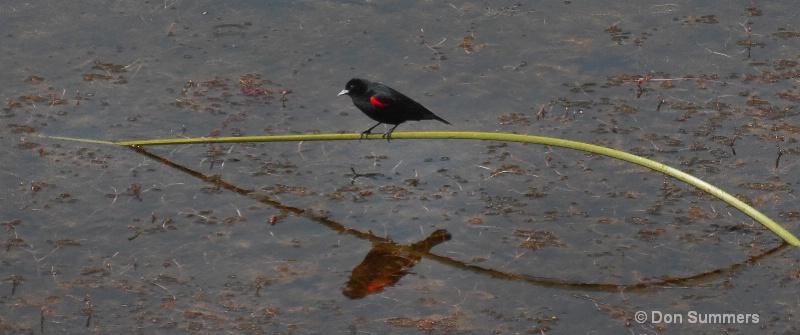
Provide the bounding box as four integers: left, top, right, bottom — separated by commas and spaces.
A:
370, 96, 390, 108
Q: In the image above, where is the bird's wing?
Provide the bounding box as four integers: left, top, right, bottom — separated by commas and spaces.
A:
368, 85, 405, 108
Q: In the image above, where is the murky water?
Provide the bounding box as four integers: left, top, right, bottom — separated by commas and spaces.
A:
2, 1, 799, 333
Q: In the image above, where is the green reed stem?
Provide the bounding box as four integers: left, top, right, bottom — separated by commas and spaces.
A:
43, 131, 800, 246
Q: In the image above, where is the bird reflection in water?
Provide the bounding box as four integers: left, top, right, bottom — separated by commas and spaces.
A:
343, 229, 451, 299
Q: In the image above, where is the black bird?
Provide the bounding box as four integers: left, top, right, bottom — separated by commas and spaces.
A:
338, 78, 451, 141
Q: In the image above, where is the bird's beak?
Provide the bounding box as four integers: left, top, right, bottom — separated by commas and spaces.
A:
337, 89, 348, 96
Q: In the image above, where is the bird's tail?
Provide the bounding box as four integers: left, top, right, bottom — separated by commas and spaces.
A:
429, 114, 452, 125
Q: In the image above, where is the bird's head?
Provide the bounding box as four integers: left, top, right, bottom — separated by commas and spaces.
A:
338, 78, 368, 97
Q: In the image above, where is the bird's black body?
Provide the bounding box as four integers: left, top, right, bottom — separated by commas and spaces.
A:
338, 78, 451, 141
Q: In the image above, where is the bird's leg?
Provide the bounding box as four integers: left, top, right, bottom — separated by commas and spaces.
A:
382, 124, 401, 142
361, 122, 382, 140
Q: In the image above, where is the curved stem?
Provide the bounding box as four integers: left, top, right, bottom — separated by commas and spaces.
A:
43, 131, 800, 246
